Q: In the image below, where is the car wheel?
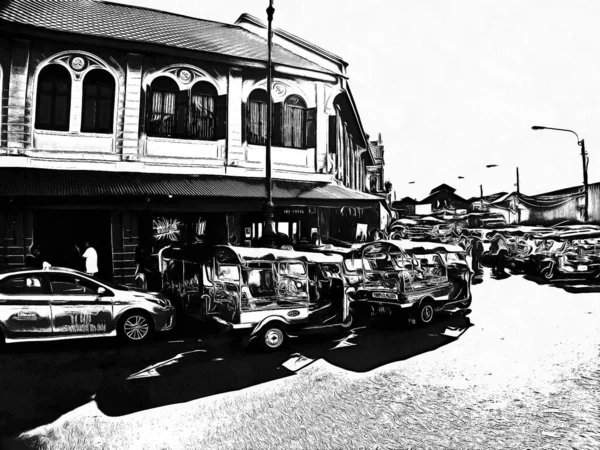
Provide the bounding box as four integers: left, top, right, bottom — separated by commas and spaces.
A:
261, 324, 287, 350
418, 302, 435, 325
120, 312, 153, 343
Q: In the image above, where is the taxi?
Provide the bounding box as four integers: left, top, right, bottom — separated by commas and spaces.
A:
0, 267, 176, 345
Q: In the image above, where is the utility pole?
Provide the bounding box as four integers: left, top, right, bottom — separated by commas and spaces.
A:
516, 167, 520, 194
580, 139, 589, 222
262, 0, 276, 247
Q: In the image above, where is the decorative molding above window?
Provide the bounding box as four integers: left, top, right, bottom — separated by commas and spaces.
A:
42, 52, 123, 81
144, 65, 224, 95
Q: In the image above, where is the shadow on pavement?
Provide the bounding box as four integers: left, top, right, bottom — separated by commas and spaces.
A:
94, 313, 472, 417
0, 313, 218, 437
522, 274, 600, 294
1, 312, 472, 435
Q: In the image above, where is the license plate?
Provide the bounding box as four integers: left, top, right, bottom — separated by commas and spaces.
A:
577, 265, 588, 271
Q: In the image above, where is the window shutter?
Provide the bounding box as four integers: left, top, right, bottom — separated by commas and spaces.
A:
141, 84, 153, 135
328, 115, 337, 154
216, 94, 227, 140
176, 90, 189, 137
272, 102, 283, 146
305, 108, 317, 148
241, 101, 247, 143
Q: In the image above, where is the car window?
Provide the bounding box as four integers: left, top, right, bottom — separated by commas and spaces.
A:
0, 274, 46, 295
47, 273, 100, 296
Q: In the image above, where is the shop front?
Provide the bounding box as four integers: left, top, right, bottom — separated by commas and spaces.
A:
0, 168, 384, 288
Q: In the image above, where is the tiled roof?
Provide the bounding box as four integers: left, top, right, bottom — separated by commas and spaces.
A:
0, 0, 332, 74
0, 168, 381, 203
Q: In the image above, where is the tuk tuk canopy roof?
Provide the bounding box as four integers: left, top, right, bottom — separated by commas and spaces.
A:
215, 245, 343, 264
360, 240, 465, 255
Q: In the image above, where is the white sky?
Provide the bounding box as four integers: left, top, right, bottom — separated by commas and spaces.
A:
115, 0, 600, 201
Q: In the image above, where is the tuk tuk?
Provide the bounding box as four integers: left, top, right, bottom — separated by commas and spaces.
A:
531, 230, 600, 280
207, 245, 353, 350
348, 240, 473, 325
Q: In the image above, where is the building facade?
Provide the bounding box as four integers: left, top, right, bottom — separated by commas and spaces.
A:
0, 1, 386, 283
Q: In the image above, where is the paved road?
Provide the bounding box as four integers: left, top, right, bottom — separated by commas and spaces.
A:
1, 268, 599, 448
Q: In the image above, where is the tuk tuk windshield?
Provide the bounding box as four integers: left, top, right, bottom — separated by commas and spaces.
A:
239, 260, 309, 311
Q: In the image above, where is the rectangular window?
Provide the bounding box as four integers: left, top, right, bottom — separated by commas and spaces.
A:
149, 91, 177, 137
283, 106, 305, 148
0, 275, 45, 295
248, 100, 267, 145
189, 94, 216, 140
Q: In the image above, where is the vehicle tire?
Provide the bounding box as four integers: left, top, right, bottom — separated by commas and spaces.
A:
417, 301, 435, 325
260, 324, 287, 350
458, 297, 472, 308
119, 311, 153, 343
541, 265, 555, 280
340, 314, 354, 329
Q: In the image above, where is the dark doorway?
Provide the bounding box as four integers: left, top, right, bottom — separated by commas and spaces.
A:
33, 210, 113, 280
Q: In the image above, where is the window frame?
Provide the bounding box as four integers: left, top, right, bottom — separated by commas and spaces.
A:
81, 69, 116, 134
0, 273, 49, 297
247, 90, 269, 145
35, 64, 72, 132
147, 77, 220, 141
282, 95, 307, 149
46, 272, 103, 297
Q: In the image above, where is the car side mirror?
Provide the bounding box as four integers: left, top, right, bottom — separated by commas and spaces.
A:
97, 287, 107, 296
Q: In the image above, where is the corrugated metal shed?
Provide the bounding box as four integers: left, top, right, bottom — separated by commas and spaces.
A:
0, 168, 380, 203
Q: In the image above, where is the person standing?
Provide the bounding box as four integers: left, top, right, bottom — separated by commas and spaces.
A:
78, 240, 99, 277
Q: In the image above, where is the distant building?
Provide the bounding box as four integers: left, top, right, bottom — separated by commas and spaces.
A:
417, 184, 469, 213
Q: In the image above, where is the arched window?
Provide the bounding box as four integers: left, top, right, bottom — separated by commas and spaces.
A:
35, 65, 72, 131
148, 76, 180, 138
189, 81, 217, 140
247, 89, 268, 145
81, 69, 115, 133
283, 95, 306, 148
146, 77, 224, 140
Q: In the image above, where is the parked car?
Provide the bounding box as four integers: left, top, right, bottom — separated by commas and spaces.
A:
348, 240, 473, 325
0, 267, 176, 345
206, 245, 353, 350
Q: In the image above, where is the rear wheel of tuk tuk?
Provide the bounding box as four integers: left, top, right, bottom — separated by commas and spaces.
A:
541, 265, 555, 280
417, 301, 435, 325
261, 324, 287, 350
340, 314, 354, 329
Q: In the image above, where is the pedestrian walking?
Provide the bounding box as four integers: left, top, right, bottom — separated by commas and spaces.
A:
77, 240, 99, 277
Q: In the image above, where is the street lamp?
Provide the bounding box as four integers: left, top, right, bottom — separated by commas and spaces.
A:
531, 125, 589, 221
261, 0, 276, 248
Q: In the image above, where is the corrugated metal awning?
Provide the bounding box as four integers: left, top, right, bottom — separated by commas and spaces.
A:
0, 168, 381, 205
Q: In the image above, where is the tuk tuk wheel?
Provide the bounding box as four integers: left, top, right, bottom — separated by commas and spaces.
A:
541, 265, 555, 280
341, 314, 354, 329
418, 302, 435, 325
261, 324, 287, 350
459, 297, 472, 308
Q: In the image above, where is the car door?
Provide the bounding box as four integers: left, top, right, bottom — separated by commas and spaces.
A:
46, 272, 114, 336
0, 272, 53, 339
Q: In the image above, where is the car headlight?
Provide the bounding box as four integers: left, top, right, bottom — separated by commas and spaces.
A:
146, 294, 171, 308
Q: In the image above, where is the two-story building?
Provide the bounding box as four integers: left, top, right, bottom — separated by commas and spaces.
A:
0, 0, 386, 283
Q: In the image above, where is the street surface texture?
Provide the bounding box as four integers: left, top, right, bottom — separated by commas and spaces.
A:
1, 269, 599, 449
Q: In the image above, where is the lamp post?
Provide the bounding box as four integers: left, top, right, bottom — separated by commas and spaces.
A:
531, 125, 589, 222
261, 0, 276, 247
